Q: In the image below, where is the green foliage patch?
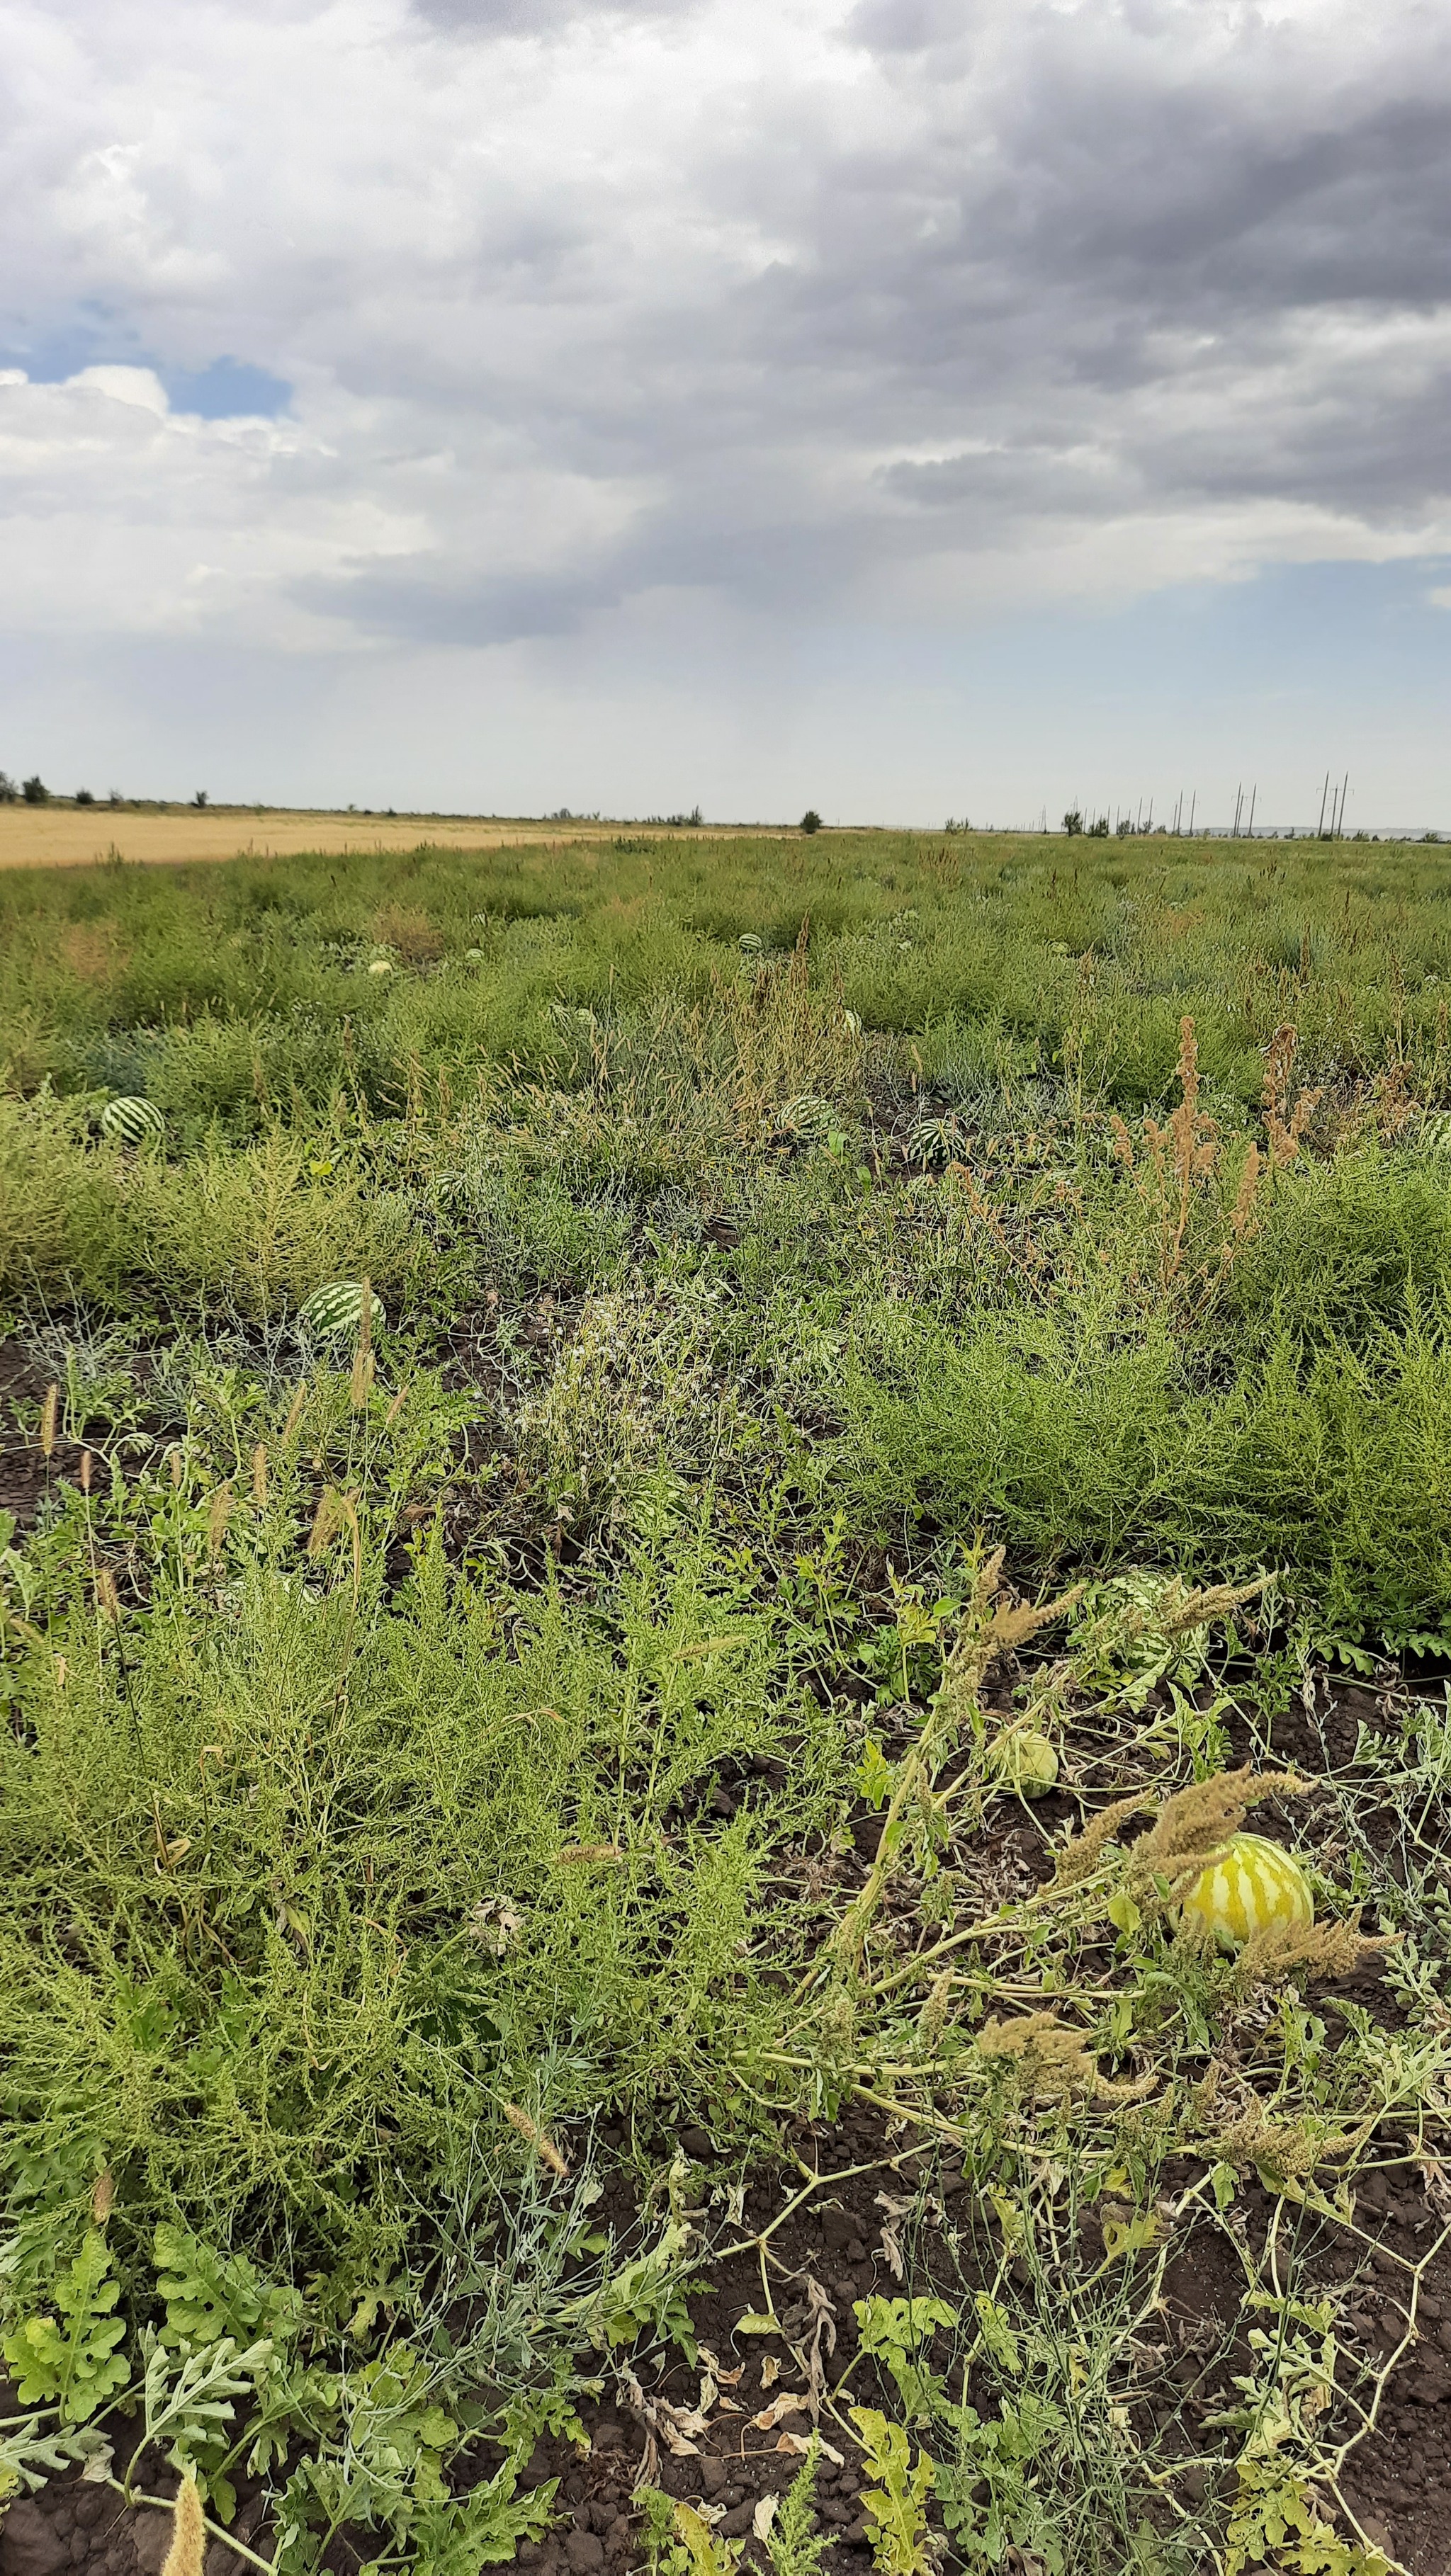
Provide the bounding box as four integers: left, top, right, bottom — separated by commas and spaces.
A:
4, 825, 1451, 2572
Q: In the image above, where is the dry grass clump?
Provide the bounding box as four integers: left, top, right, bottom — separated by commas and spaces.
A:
59, 922, 130, 984
666, 920, 864, 1139
371, 901, 445, 962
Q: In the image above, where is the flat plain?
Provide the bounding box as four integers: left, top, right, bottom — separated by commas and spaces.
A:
3, 826, 1451, 2576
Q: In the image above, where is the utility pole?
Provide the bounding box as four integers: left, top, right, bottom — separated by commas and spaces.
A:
1247, 783, 1257, 836
1318, 772, 1330, 836
1189, 790, 1197, 834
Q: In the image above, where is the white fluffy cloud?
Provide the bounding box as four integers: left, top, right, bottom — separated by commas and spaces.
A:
1, 0, 1450, 805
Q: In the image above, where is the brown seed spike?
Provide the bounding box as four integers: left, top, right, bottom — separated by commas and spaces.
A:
39, 1383, 59, 1460
976, 2011, 1095, 2102
502, 2101, 568, 2177
1054, 1790, 1155, 1888
160, 2478, 206, 2576
307, 1487, 343, 1556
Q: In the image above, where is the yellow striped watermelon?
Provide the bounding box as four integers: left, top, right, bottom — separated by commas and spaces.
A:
1180, 1832, 1313, 1951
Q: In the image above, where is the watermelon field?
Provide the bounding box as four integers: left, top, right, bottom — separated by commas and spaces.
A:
4, 827, 1451, 2576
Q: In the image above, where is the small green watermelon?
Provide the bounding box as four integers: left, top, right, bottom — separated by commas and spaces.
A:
300, 1281, 385, 1340
986, 1729, 1059, 1798
100, 1096, 165, 1147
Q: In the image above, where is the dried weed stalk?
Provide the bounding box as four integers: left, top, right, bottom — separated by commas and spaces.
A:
1233, 1914, 1394, 1989
825, 1549, 1082, 1974
1109, 1016, 1321, 1298
976, 2009, 1153, 2105
1056, 1764, 1309, 1916
1262, 1023, 1322, 1167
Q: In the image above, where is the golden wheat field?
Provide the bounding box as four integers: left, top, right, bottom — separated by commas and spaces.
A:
0, 805, 638, 871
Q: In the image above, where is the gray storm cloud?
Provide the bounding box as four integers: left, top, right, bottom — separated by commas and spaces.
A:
2, 0, 1450, 652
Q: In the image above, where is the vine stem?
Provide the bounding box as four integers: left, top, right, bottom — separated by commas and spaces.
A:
710, 2147, 923, 2267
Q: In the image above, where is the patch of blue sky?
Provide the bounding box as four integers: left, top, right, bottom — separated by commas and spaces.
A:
0, 314, 290, 418
157, 358, 292, 419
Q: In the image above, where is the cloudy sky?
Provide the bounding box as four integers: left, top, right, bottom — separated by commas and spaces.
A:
3, 0, 1450, 826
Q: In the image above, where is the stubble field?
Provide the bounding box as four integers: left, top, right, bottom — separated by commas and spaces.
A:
4, 827, 1451, 2576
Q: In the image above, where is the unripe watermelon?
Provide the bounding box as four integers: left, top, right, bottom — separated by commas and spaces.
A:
987, 1729, 1059, 1798
1180, 1832, 1313, 1951
100, 1096, 165, 1147
300, 1281, 385, 1340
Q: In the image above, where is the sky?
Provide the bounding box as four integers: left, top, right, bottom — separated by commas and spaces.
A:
2, 0, 1450, 829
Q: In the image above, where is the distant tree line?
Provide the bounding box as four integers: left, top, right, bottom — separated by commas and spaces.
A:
0, 773, 130, 807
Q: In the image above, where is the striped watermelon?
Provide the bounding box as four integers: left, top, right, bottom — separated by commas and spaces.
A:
1180, 1832, 1313, 1951
300, 1281, 385, 1340
100, 1096, 165, 1146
